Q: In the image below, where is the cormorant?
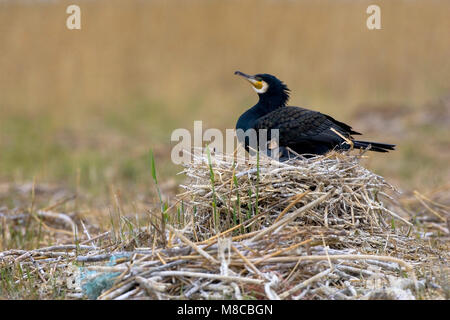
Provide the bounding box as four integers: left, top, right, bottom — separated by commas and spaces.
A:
235, 71, 395, 159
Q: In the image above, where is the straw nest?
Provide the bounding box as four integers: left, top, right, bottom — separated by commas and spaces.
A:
0, 151, 448, 300
180, 150, 408, 241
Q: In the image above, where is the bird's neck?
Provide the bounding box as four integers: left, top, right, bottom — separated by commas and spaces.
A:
257, 93, 288, 112
236, 101, 283, 131
236, 94, 288, 131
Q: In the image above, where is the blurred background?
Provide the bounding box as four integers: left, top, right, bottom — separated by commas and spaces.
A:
0, 0, 449, 212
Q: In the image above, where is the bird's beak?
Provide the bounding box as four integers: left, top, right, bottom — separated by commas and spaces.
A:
234, 70, 263, 89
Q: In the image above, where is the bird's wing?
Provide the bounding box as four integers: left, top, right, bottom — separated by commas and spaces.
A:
254, 107, 359, 146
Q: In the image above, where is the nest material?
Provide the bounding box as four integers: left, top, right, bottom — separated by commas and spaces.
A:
0, 151, 448, 300
179, 150, 407, 241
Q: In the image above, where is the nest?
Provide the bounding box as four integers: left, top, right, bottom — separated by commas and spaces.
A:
179, 150, 409, 241
0, 151, 448, 300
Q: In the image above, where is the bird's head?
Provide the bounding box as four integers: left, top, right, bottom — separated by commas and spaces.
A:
234, 71, 290, 107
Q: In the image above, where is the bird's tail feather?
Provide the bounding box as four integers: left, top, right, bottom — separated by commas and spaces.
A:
353, 140, 396, 153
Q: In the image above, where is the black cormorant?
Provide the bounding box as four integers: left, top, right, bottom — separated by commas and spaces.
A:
235, 71, 395, 159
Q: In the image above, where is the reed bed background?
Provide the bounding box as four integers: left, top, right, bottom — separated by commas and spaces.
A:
1, 0, 449, 195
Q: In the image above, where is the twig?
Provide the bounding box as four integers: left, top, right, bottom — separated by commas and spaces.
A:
250, 191, 334, 241
152, 271, 264, 285
164, 224, 219, 264
279, 268, 332, 299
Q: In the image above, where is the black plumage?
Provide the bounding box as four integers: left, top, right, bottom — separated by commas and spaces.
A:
235, 71, 395, 159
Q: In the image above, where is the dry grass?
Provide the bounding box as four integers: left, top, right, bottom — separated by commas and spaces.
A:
180, 149, 404, 240
1, 152, 447, 299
